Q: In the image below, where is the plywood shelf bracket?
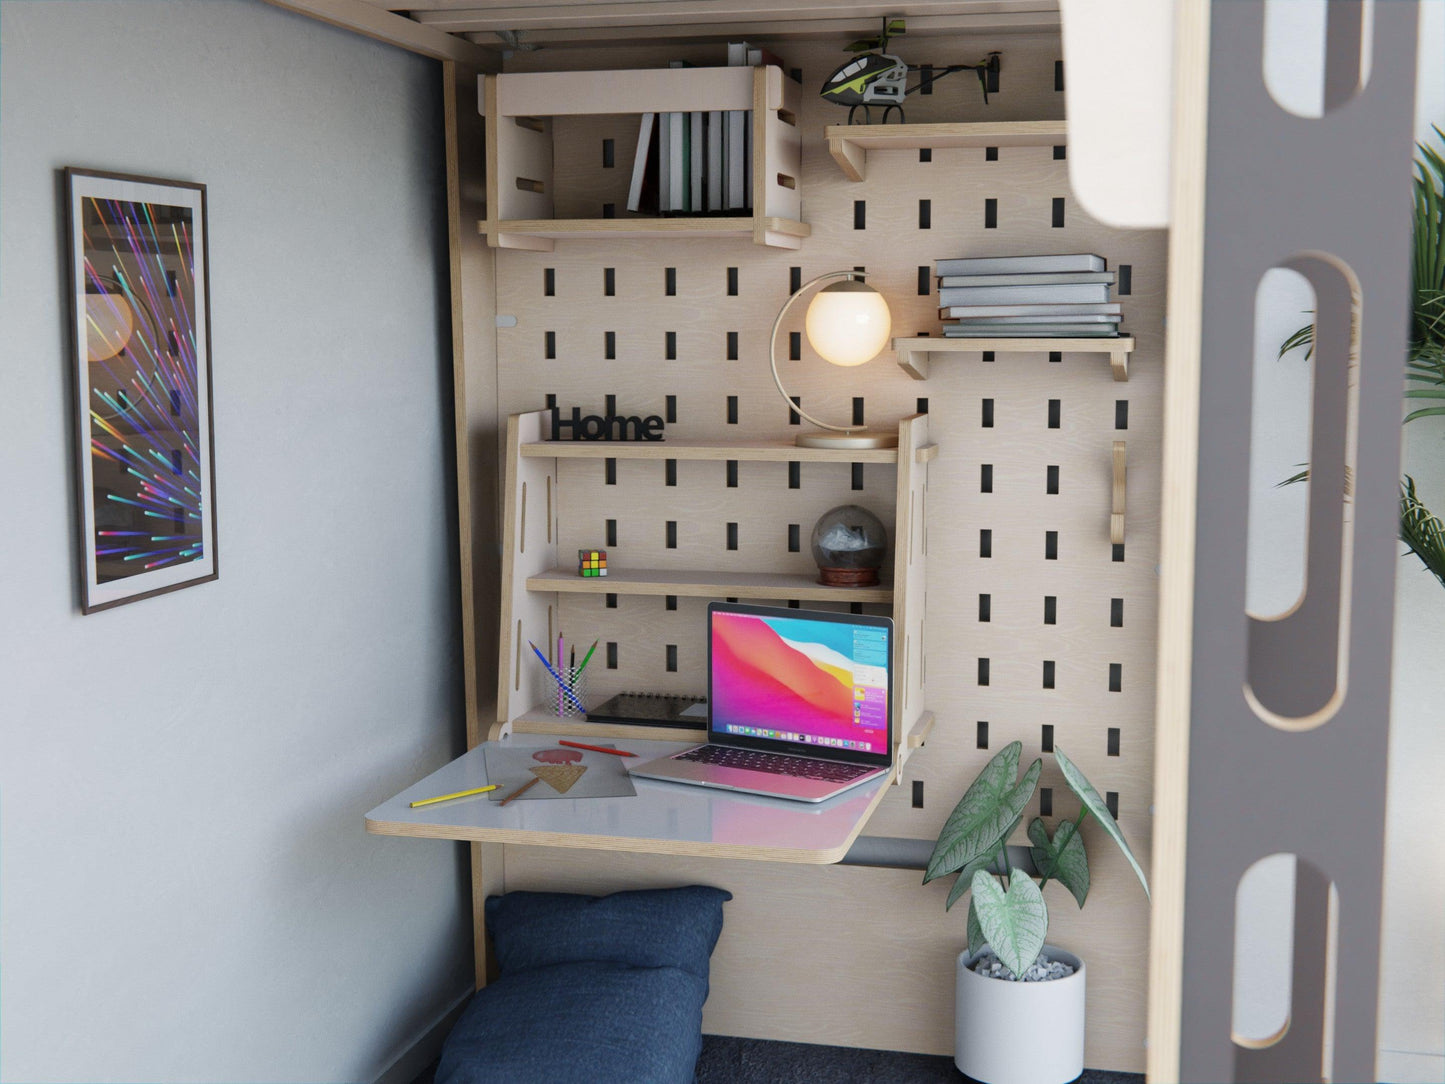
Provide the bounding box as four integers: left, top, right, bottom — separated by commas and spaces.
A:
892, 336, 1135, 381
906, 711, 936, 750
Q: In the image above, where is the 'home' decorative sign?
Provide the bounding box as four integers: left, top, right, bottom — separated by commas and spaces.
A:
551, 405, 665, 442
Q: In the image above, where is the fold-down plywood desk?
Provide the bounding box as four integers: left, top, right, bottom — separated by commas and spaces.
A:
365, 735, 891, 864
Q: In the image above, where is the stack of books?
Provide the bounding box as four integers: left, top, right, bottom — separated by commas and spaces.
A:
935, 254, 1122, 338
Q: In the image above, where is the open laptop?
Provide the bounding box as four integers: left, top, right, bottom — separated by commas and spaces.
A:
628, 602, 893, 803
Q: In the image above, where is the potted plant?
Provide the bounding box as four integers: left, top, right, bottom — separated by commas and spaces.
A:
924, 741, 1149, 1084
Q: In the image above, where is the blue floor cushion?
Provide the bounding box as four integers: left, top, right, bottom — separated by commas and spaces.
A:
437, 885, 732, 1084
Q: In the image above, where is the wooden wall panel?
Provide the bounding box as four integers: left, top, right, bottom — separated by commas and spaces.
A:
504, 845, 1152, 1070
485, 34, 1164, 1071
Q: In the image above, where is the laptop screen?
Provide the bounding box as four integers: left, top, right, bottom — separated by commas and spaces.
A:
707, 602, 893, 764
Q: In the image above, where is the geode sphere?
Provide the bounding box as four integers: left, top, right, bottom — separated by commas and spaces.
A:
809, 504, 888, 587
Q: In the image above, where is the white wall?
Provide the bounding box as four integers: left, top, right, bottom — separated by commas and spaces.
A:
0, 3, 473, 1081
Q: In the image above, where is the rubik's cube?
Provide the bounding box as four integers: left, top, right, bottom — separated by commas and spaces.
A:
578, 549, 608, 577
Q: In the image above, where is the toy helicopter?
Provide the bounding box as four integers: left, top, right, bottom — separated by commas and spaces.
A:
821, 18, 1001, 124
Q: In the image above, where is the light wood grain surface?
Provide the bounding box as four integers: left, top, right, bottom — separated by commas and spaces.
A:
1148, 1, 1207, 1076
474, 33, 1162, 1072
367, 737, 891, 863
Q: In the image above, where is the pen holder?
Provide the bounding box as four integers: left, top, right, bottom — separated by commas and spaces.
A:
553, 665, 587, 718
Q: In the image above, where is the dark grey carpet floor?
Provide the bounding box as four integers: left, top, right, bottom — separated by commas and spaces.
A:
413, 1038, 1145, 1083
695, 1035, 1144, 1083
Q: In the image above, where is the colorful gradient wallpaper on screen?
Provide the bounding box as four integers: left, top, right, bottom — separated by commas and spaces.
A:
710, 612, 889, 753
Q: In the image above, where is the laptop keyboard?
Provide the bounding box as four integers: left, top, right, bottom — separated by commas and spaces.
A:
676, 745, 876, 783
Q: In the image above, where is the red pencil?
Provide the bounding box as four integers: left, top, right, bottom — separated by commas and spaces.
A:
558, 739, 637, 758
498, 776, 541, 806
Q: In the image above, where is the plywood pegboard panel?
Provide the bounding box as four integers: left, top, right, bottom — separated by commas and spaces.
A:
484, 33, 1164, 1070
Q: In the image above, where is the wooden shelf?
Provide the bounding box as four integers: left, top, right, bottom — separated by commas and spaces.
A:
526, 567, 893, 604
521, 439, 901, 463
892, 335, 1136, 381
481, 216, 809, 249
507, 705, 706, 744
826, 120, 1067, 182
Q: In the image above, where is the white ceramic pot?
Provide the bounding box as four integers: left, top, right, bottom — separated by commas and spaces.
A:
954, 944, 1086, 1084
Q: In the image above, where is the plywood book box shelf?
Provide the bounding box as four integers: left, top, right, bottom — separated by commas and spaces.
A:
480, 66, 808, 249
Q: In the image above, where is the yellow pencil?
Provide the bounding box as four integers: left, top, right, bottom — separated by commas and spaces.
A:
409, 784, 499, 808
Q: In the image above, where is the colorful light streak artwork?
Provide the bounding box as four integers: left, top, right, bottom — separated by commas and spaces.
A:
66, 169, 216, 613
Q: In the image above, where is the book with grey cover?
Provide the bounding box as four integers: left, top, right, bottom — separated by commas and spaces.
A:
947, 313, 1121, 324
943, 323, 1119, 337
935, 253, 1106, 275
627, 112, 657, 214
937, 271, 1116, 287
670, 111, 688, 211
706, 110, 724, 212
939, 283, 1112, 306
726, 42, 749, 210
690, 111, 704, 212
659, 113, 671, 211
940, 302, 1122, 318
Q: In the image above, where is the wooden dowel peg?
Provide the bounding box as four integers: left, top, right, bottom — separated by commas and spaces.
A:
1111, 440, 1127, 545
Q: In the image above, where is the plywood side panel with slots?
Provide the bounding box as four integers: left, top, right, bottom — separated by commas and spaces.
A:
494, 411, 560, 736
444, 60, 502, 748
893, 413, 929, 774
486, 34, 1164, 1071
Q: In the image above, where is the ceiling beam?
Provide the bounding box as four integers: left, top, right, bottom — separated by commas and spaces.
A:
461, 11, 1059, 47
264, 0, 498, 65
411, 0, 1056, 32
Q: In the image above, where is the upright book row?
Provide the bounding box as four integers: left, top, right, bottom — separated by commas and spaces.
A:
626, 43, 786, 215
627, 108, 751, 214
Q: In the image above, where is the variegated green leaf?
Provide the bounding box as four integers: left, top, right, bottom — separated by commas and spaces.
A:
1028, 817, 1090, 909
966, 896, 987, 957
970, 869, 1047, 978
1054, 746, 1149, 898
924, 742, 1040, 883
945, 818, 1018, 910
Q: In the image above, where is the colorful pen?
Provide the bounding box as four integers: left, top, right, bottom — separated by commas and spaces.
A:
410, 784, 499, 808
558, 739, 637, 758
576, 639, 600, 675
528, 640, 588, 712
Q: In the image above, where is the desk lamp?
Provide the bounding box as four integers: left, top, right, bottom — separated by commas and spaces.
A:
769, 270, 897, 449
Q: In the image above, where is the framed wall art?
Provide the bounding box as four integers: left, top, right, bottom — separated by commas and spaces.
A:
65, 168, 217, 613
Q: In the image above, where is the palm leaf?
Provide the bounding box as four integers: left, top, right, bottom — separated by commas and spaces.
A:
1278, 320, 1315, 361
1401, 476, 1445, 590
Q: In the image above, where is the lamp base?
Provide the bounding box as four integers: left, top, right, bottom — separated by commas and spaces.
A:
795, 430, 899, 450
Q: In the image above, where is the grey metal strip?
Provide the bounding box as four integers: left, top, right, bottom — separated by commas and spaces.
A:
1182, 2, 1419, 1081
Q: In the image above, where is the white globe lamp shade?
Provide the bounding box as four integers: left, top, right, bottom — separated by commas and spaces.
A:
804, 280, 892, 367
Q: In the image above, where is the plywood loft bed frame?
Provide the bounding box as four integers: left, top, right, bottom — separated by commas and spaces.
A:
267, 2, 1424, 1080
